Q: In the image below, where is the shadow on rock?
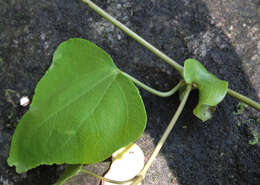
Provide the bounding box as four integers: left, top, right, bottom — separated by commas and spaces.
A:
128, 0, 260, 185
0, 0, 259, 185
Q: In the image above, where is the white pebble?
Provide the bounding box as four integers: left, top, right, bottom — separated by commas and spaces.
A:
117, 34, 122, 40
20, 96, 30, 107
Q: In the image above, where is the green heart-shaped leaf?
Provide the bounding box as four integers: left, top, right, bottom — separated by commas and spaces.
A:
8, 38, 147, 173
184, 59, 228, 122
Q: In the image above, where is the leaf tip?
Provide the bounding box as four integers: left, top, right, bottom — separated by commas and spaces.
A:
194, 104, 216, 122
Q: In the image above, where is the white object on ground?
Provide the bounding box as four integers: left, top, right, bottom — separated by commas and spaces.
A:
102, 143, 144, 185
20, 96, 30, 107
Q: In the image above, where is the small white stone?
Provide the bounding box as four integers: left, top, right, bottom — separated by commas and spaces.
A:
20, 96, 30, 107
40, 33, 46, 40
117, 34, 122, 40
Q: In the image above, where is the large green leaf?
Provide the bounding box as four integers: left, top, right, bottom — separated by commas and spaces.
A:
184, 59, 228, 121
7, 38, 147, 173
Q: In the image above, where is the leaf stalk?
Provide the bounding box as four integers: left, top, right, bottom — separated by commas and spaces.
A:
121, 71, 184, 97
82, 0, 260, 111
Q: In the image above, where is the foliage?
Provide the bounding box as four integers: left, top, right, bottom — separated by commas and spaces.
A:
233, 102, 248, 115
7, 1, 260, 184
183, 59, 228, 121
54, 165, 82, 185
249, 129, 259, 145
7, 38, 147, 173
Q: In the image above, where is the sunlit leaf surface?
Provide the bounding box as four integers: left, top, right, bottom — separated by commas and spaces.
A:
8, 38, 147, 173
184, 59, 228, 121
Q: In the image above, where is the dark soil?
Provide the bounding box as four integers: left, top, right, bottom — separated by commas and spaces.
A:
0, 0, 260, 185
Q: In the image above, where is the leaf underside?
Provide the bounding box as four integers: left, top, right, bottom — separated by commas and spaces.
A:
7, 38, 147, 173
184, 59, 228, 122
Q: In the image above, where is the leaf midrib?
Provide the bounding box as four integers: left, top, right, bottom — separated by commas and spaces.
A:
55, 73, 117, 158
27, 70, 118, 145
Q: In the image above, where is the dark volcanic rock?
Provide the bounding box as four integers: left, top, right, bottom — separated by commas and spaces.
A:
0, 0, 259, 185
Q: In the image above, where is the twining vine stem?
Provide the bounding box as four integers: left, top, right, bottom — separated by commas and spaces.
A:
81, 0, 184, 75
82, 0, 260, 112
227, 89, 260, 111
81, 168, 137, 184
130, 84, 192, 185
80, 84, 191, 185
67, 1, 260, 184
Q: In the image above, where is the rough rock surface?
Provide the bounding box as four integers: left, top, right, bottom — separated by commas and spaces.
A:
0, 0, 259, 185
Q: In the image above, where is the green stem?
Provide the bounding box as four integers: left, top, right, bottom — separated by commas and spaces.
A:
121, 72, 184, 97
81, 0, 184, 75
227, 89, 260, 111
80, 169, 137, 184
79, 143, 138, 184
81, 0, 260, 111
131, 84, 192, 185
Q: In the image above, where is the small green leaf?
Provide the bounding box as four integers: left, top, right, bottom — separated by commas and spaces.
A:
54, 165, 82, 185
8, 38, 147, 173
249, 129, 259, 145
233, 102, 248, 115
184, 59, 228, 122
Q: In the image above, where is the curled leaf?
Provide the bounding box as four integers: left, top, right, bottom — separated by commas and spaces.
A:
184, 59, 228, 121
